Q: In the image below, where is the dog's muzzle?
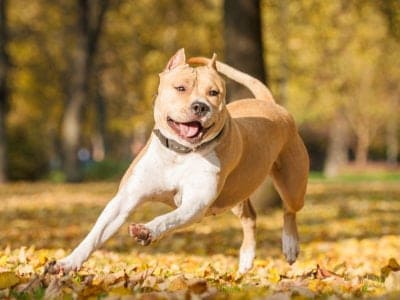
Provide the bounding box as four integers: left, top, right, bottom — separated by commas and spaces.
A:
191, 101, 210, 117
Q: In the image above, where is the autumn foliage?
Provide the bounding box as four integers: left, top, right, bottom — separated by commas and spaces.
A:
1, 180, 400, 298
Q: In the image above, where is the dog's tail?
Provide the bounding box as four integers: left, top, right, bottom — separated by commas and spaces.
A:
188, 57, 275, 103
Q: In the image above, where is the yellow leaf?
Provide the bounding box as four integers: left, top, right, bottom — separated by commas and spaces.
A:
0, 256, 8, 266
188, 278, 208, 294
169, 276, 188, 291
385, 271, 400, 292
388, 258, 400, 270
109, 286, 132, 296
37, 250, 49, 266
267, 268, 281, 284
308, 279, 323, 293
0, 271, 20, 289
381, 258, 400, 279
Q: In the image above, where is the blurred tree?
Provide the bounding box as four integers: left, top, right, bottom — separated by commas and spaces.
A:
0, 0, 9, 183
3, 0, 399, 181
276, 0, 289, 105
224, 0, 267, 101
6, 1, 69, 180
379, 0, 400, 166
380, 0, 400, 40
382, 43, 400, 167
342, 3, 392, 166
311, 1, 353, 175
61, 0, 109, 182
324, 111, 350, 177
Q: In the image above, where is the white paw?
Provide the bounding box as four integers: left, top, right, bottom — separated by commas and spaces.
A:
59, 256, 83, 272
46, 256, 82, 274
282, 232, 299, 264
238, 248, 255, 274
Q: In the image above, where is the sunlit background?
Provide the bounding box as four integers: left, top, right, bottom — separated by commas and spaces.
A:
0, 0, 398, 183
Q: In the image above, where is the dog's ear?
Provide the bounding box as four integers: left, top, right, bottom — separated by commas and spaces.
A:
164, 48, 186, 71
208, 53, 217, 70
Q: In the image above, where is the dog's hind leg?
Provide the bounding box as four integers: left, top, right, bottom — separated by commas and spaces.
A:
271, 133, 309, 264
232, 199, 257, 273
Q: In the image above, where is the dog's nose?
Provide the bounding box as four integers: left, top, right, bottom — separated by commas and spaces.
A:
191, 101, 210, 116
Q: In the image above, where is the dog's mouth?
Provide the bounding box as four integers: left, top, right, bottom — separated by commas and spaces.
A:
167, 117, 210, 143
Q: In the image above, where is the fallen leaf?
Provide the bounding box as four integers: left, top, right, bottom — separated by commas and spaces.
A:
0, 255, 8, 266
268, 291, 291, 300
13, 275, 42, 293
291, 286, 316, 298
384, 271, 400, 291
141, 275, 158, 289
18, 247, 27, 264
2, 182, 400, 299
140, 291, 170, 300
389, 258, 400, 269
188, 278, 208, 294
108, 285, 132, 296
129, 268, 155, 287
268, 268, 281, 284
44, 277, 62, 299
381, 258, 400, 279
168, 276, 188, 291
314, 264, 342, 279
0, 271, 20, 289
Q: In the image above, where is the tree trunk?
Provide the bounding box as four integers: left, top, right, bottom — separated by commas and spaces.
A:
386, 99, 399, 167
355, 128, 369, 166
92, 83, 107, 162
223, 0, 267, 101
61, 0, 108, 182
0, 0, 9, 183
324, 112, 350, 177
61, 0, 90, 182
277, 0, 289, 105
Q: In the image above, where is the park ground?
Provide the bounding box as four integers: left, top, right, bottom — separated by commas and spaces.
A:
1, 174, 400, 299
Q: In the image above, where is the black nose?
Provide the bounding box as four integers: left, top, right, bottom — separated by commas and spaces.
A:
191, 101, 210, 116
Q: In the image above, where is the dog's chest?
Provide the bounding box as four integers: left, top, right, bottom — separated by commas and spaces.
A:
139, 137, 221, 204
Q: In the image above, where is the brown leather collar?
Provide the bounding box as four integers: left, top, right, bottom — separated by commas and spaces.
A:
153, 127, 224, 154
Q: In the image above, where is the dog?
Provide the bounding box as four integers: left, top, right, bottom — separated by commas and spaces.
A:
49, 49, 309, 274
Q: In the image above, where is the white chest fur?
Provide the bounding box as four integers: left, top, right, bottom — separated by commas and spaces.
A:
124, 135, 222, 207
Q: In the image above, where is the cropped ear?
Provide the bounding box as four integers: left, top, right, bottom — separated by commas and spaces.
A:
164, 48, 186, 71
208, 53, 217, 70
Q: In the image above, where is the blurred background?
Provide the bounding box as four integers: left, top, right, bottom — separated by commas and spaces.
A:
0, 0, 399, 183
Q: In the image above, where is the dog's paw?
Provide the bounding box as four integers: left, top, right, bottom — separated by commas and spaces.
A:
238, 248, 255, 274
128, 223, 152, 246
45, 257, 80, 275
45, 260, 63, 274
282, 233, 299, 265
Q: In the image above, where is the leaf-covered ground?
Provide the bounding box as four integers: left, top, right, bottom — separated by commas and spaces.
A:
1, 180, 400, 299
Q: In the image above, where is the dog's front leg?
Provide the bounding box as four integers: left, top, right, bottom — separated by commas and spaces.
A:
129, 175, 218, 245
51, 187, 142, 273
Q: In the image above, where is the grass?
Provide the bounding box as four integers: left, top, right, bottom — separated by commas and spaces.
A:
309, 169, 400, 182
0, 176, 400, 298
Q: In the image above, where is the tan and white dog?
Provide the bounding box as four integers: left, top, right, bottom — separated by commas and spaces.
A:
50, 49, 309, 274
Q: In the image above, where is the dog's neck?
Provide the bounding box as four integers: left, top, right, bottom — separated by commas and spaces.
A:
153, 127, 224, 154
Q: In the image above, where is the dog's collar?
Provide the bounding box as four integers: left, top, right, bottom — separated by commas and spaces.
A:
153, 127, 224, 154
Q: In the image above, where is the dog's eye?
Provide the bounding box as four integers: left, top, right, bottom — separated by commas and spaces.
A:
209, 90, 219, 96
175, 86, 186, 92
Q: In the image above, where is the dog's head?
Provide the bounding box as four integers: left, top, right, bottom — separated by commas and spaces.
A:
154, 49, 227, 148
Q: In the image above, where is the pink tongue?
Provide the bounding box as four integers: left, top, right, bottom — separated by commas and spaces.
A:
178, 122, 201, 138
